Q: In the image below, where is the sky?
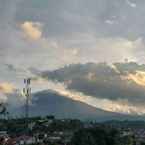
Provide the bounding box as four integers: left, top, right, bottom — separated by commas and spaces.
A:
1, 0, 145, 116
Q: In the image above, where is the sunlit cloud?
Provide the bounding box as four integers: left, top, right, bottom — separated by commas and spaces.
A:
1, 0, 145, 117
21, 21, 42, 40
127, 71, 145, 87
31, 77, 145, 115
0, 82, 15, 94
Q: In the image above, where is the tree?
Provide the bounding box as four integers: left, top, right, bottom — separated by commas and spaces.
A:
70, 127, 135, 145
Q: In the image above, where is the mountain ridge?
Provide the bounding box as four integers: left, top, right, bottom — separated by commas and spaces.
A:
18, 89, 145, 121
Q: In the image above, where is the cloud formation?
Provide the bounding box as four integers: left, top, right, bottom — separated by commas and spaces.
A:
21, 21, 42, 40
1, 0, 145, 72
126, 0, 137, 8
0, 82, 15, 94
127, 71, 145, 87
1, 0, 145, 117
40, 62, 145, 115
31, 78, 145, 115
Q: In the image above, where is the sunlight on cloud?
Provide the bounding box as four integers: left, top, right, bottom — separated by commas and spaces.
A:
31, 78, 145, 115
0, 82, 15, 94
21, 21, 42, 40
111, 65, 121, 74
127, 71, 145, 87
66, 34, 143, 64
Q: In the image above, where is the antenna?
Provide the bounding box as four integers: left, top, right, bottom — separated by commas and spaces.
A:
23, 78, 31, 129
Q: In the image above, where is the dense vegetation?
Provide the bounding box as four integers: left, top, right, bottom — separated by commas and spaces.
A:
70, 126, 136, 145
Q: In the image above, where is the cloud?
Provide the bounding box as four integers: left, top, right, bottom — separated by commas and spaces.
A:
1, 0, 145, 114
0, 81, 26, 107
41, 62, 145, 110
0, 78, 26, 105
47, 83, 145, 115
60, 34, 144, 64
21, 21, 42, 40
127, 71, 145, 87
1, 0, 145, 71
31, 78, 145, 115
105, 20, 115, 25
0, 82, 15, 94
126, 0, 137, 8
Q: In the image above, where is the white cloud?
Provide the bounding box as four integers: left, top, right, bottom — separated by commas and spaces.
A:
105, 20, 115, 25
62, 34, 144, 64
31, 78, 145, 115
126, 0, 137, 8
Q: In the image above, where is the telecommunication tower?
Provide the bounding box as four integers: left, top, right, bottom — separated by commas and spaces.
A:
23, 78, 31, 126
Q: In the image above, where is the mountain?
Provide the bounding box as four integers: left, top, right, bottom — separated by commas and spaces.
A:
19, 90, 145, 121
41, 62, 145, 107
12, 62, 145, 121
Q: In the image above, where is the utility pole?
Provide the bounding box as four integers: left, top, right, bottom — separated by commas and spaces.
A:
23, 78, 31, 131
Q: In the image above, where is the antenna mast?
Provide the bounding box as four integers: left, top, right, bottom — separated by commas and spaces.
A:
23, 78, 31, 128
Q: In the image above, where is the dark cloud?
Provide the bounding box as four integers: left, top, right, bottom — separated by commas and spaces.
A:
41, 62, 145, 106
114, 62, 145, 74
